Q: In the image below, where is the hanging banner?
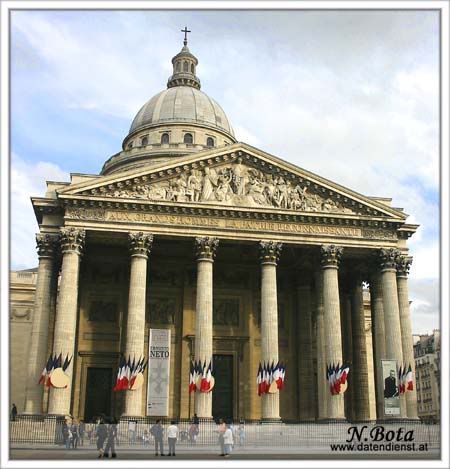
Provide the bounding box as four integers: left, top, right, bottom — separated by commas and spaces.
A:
382, 359, 400, 416
147, 328, 171, 416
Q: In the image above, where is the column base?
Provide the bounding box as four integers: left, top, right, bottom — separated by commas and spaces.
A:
260, 417, 282, 424
316, 418, 348, 424
380, 417, 421, 424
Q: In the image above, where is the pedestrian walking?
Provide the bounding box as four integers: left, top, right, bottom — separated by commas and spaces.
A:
193, 413, 199, 426
150, 419, 165, 456
103, 417, 118, 458
96, 417, 108, 458
167, 420, 179, 456
10, 404, 17, 422
217, 418, 226, 456
223, 423, 234, 457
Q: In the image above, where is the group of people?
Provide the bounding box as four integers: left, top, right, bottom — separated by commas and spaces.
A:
59, 413, 245, 458
62, 419, 86, 449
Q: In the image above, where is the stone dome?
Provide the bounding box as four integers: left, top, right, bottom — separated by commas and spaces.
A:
128, 86, 235, 138
101, 34, 237, 175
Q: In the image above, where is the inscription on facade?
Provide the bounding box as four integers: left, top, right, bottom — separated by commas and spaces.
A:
106, 211, 364, 237
66, 207, 397, 240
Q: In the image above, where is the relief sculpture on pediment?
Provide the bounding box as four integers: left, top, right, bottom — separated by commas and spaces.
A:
107, 158, 357, 214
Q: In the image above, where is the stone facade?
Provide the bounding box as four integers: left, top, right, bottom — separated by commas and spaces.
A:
10, 36, 419, 422
10, 270, 38, 413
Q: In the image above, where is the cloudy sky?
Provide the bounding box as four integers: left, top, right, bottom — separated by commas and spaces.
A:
9, 9, 440, 334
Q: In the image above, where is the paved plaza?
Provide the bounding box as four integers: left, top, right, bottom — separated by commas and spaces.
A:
10, 440, 440, 460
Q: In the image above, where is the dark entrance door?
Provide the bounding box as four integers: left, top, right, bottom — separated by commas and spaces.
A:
84, 367, 112, 422
212, 354, 233, 421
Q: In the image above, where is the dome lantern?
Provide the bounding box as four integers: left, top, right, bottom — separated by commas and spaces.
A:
167, 27, 201, 90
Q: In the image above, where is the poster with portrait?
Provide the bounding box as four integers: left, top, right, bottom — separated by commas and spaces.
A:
382, 359, 400, 416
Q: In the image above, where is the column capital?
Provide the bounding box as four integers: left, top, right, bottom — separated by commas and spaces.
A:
195, 236, 219, 261
128, 232, 153, 258
60, 228, 85, 256
35, 233, 59, 259
320, 244, 343, 268
396, 254, 412, 277
259, 240, 282, 265
375, 247, 400, 272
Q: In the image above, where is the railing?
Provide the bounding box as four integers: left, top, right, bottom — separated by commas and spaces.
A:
9, 416, 441, 451
10, 415, 65, 444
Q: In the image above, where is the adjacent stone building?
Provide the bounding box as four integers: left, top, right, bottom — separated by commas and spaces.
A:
413, 330, 440, 421
11, 35, 419, 422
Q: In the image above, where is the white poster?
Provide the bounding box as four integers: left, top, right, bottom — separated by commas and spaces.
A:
147, 328, 171, 416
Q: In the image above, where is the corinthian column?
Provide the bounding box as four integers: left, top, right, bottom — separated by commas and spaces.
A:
259, 241, 282, 420
320, 245, 345, 420
370, 271, 386, 420
376, 248, 406, 418
396, 255, 419, 419
24, 233, 59, 414
297, 281, 315, 420
194, 236, 219, 418
123, 232, 153, 417
47, 228, 85, 416
350, 278, 370, 421
314, 271, 327, 420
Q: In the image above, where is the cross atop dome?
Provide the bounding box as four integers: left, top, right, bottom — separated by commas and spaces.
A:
167, 28, 201, 90
181, 26, 191, 46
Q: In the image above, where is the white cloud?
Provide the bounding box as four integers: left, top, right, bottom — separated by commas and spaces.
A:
10, 154, 69, 270
409, 278, 440, 335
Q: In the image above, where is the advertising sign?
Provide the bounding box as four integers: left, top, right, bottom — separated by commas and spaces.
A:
382, 359, 400, 416
147, 328, 171, 416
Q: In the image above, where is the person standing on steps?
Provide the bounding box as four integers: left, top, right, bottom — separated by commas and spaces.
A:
167, 420, 179, 456
217, 418, 226, 456
150, 419, 165, 456
223, 423, 234, 457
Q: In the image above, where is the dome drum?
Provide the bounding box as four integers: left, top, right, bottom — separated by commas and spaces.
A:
103, 123, 234, 175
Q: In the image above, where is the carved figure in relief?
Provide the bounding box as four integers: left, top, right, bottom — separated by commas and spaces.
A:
307, 193, 323, 211
247, 174, 266, 205
201, 167, 219, 201
215, 171, 233, 202
231, 158, 249, 196
273, 177, 289, 209
263, 174, 276, 205
187, 170, 202, 202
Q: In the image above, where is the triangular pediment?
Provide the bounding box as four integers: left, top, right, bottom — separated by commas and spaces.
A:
57, 143, 407, 220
